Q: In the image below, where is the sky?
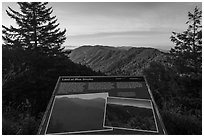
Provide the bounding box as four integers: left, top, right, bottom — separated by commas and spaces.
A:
2, 2, 202, 50
107, 97, 152, 109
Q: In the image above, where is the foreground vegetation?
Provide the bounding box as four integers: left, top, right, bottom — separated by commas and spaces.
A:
143, 6, 202, 135
143, 61, 202, 134
2, 2, 103, 134
2, 47, 103, 134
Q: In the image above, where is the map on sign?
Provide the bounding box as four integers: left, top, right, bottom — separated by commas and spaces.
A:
38, 76, 167, 135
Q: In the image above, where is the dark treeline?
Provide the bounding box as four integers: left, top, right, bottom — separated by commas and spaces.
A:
2, 47, 103, 134
143, 6, 202, 135
2, 2, 103, 134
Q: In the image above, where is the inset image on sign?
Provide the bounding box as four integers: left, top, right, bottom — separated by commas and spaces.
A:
45, 92, 108, 134
104, 97, 158, 133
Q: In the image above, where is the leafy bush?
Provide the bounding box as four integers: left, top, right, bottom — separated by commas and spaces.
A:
2, 105, 42, 135
2, 117, 20, 135
2, 115, 41, 135
2, 46, 104, 134
161, 110, 202, 135
143, 61, 202, 135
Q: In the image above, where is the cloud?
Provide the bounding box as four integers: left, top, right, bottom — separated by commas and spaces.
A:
68, 29, 170, 39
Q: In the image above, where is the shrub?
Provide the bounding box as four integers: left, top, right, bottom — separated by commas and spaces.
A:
2, 117, 20, 135
161, 110, 202, 135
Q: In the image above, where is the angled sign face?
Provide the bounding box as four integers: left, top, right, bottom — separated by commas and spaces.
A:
38, 76, 167, 135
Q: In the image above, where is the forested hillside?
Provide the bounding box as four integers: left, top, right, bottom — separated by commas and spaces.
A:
2, 2, 103, 134
2, 45, 103, 135
69, 45, 167, 76
143, 6, 202, 134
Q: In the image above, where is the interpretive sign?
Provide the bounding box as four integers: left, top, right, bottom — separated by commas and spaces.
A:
38, 76, 167, 135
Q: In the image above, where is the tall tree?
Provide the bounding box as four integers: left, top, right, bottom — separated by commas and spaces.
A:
2, 2, 66, 56
170, 6, 202, 76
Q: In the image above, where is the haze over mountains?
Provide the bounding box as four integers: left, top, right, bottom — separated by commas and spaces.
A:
69, 45, 167, 76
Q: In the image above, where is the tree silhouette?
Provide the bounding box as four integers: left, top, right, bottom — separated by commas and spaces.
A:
170, 6, 202, 76
2, 2, 66, 56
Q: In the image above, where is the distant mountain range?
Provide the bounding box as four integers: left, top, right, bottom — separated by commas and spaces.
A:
69, 45, 168, 76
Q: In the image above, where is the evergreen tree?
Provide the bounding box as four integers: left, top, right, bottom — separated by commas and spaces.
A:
170, 6, 202, 76
2, 2, 66, 56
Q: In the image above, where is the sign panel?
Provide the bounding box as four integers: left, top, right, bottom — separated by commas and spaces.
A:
38, 76, 167, 135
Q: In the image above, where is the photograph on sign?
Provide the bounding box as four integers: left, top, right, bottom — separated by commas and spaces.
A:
45, 92, 108, 134
104, 97, 158, 133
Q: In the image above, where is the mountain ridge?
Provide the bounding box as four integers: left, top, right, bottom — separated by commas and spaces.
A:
69, 45, 167, 76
